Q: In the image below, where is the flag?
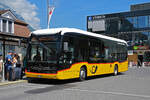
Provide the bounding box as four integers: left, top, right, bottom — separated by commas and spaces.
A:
48, 7, 55, 28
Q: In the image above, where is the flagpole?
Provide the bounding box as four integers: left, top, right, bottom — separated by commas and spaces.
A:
47, 0, 55, 29
47, 0, 50, 29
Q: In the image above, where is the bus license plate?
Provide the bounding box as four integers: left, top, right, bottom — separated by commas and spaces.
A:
37, 75, 42, 78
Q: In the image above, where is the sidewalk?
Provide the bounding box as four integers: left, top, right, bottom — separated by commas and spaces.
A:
0, 76, 27, 86
0, 80, 27, 86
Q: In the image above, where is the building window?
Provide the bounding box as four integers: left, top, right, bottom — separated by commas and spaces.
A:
138, 16, 148, 28
8, 21, 12, 33
120, 17, 133, 31
3, 20, 7, 32
1, 19, 13, 33
126, 17, 133, 24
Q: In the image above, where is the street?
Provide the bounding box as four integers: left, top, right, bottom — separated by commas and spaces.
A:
0, 67, 150, 100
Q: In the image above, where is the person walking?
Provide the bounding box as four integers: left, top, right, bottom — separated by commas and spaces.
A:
5, 51, 13, 81
138, 55, 143, 68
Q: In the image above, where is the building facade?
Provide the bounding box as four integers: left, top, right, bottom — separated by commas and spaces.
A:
0, 10, 30, 79
87, 3, 150, 66
130, 2, 150, 11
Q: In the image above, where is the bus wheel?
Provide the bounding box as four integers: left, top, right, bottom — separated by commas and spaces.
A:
114, 65, 118, 76
79, 67, 86, 81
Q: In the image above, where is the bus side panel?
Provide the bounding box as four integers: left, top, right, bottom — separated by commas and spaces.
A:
87, 63, 101, 77
109, 62, 118, 74
119, 60, 128, 72
87, 63, 112, 76
56, 62, 88, 80
57, 62, 110, 79
26, 61, 128, 80
98, 63, 111, 75
109, 61, 128, 73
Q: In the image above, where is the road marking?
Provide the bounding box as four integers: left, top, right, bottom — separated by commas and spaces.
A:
65, 88, 150, 98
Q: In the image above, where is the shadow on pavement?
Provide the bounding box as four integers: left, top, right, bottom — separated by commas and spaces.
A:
24, 83, 76, 94
27, 78, 80, 85
24, 78, 79, 94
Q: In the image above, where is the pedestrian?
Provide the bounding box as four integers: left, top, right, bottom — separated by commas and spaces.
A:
12, 53, 17, 80
5, 51, 13, 81
138, 55, 143, 68
14, 54, 21, 80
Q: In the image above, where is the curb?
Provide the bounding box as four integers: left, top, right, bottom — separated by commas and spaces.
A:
0, 80, 27, 86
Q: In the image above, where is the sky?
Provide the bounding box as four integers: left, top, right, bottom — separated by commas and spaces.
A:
1, 0, 150, 30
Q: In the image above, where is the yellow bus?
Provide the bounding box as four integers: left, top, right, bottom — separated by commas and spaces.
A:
25, 28, 128, 82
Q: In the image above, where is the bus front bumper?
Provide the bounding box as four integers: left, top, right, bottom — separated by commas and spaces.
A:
25, 72, 57, 79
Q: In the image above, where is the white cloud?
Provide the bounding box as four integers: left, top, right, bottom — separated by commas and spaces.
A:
0, 5, 5, 9
0, 0, 40, 29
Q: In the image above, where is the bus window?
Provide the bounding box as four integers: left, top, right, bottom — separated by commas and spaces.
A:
43, 42, 57, 62
62, 34, 89, 63
76, 38, 89, 62
61, 36, 75, 64
89, 39, 105, 63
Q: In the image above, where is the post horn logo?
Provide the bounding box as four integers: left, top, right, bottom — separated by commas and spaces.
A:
90, 65, 98, 74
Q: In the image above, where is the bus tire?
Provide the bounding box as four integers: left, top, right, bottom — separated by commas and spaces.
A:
114, 65, 118, 76
79, 67, 87, 81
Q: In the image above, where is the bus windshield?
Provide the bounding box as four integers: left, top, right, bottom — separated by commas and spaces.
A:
28, 34, 60, 63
